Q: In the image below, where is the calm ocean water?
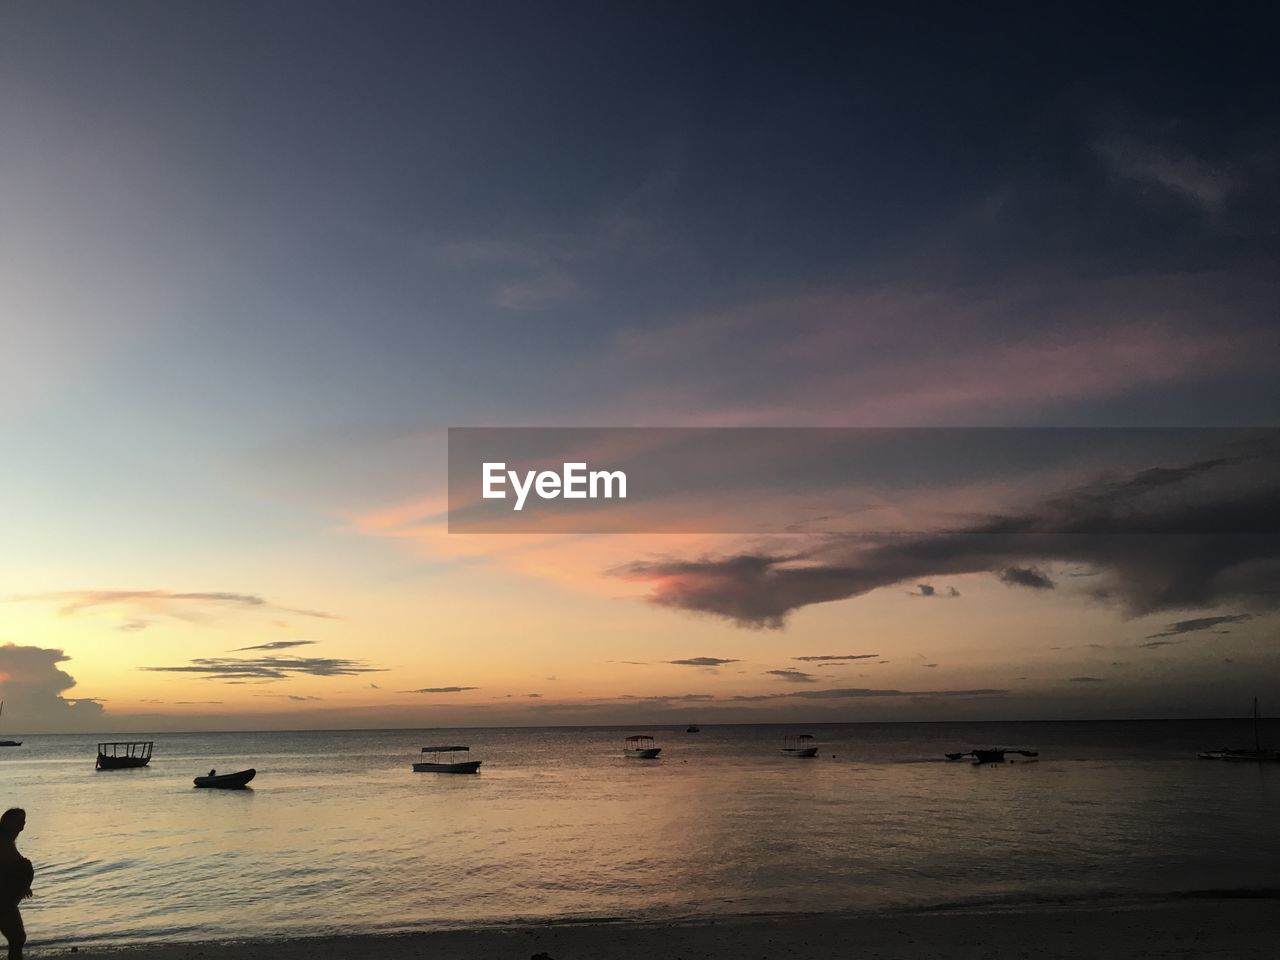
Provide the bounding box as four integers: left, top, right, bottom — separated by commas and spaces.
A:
4, 720, 1280, 947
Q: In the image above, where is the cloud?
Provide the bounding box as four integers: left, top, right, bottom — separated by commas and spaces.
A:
766, 668, 817, 683
12, 590, 342, 625
998, 567, 1055, 590
728, 686, 1008, 703
0, 644, 105, 729
668, 657, 740, 667
793, 654, 879, 662
231, 640, 319, 651
1069, 676, 1105, 683
142, 656, 384, 682
1144, 613, 1253, 639
612, 444, 1280, 627
406, 686, 479, 694
1096, 137, 1233, 216
908, 583, 960, 598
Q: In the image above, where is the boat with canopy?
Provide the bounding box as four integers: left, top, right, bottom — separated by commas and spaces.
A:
413, 745, 482, 773
624, 735, 661, 758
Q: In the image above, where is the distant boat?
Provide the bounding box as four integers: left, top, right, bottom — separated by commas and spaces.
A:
194, 768, 256, 789
413, 745, 482, 774
946, 748, 1039, 764
624, 735, 661, 758
782, 734, 818, 758
0, 702, 20, 747
686, 725, 701, 733
1199, 698, 1280, 762
96, 741, 153, 769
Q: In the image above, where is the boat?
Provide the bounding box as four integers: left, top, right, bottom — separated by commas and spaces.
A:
782, 734, 819, 757
194, 768, 256, 789
624, 735, 661, 758
413, 745, 482, 773
945, 748, 1039, 764
96, 741, 153, 769
686, 725, 701, 733
1199, 698, 1280, 761
0, 702, 20, 747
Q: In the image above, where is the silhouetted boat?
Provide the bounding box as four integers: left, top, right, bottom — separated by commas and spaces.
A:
946, 748, 1039, 764
97, 741, 153, 769
686, 725, 701, 733
413, 745, 482, 773
624, 735, 661, 758
0, 702, 20, 747
1199, 698, 1280, 762
782, 734, 818, 757
194, 768, 256, 789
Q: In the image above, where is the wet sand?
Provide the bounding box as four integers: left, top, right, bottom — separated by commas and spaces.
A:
43, 898, 1280, 959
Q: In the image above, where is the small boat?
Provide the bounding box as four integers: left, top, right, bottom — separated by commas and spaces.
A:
782, 734, 819, 757
413, 745, 482, 773
194, 768, 256, 789
0, 702, 20, 747
1199, 698, 1280, 761
624, 735, 661, 758
946, 748, 1039, 764
96, 741, 153, 769
686, 725, 701, 733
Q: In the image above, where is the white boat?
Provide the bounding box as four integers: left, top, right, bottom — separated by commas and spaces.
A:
1199, 698, 1280, 762
624, 735, 661, 758
782, 734, 818, 757
413, 745, 482, 774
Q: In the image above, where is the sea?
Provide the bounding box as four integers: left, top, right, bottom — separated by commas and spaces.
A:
4, 719, 1280, 948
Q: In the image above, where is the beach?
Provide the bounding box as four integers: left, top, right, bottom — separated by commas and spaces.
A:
44, 899, 1280, 959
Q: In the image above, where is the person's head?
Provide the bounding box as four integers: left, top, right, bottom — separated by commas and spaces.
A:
0, 808, 25, 840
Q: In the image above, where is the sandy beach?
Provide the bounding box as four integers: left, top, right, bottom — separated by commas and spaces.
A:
43, 898, 1280, 959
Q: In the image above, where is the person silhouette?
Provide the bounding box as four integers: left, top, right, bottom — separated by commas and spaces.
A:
0, 808, 32, 960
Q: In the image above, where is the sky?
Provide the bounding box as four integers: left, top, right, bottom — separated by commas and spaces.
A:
2, 3, 1278, 732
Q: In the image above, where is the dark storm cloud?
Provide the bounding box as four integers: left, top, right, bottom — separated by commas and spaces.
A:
143, 656, 384, 681
613, 445, 1280, 627
668, 657, 740, 667
1144, 613, 1253, 639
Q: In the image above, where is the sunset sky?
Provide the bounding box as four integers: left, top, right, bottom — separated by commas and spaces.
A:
2, 4, 1278, 732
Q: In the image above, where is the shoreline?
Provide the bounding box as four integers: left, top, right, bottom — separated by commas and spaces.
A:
41, 894, 1280, 959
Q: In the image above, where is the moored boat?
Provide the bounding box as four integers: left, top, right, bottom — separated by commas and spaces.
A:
782, 734, 818, 757
1200, 698, 1280, 761
194, 768, 256, 789
624, 735, 661, 758
0, 702, 21, 747
96, 741, 153, 769
413, 745, 482, 773
945, 748, 1039, 764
